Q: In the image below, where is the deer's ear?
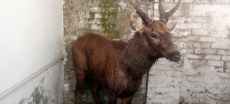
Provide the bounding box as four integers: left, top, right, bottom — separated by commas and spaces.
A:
130, 13, 143, 31
166, 16, 178, 31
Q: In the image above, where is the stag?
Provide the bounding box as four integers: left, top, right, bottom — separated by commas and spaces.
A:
72, 0, 181, 104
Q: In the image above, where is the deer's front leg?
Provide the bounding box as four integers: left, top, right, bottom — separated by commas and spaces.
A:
121, 95, 134, 104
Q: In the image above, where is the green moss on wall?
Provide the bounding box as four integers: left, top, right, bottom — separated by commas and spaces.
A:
64, 0, 148, 104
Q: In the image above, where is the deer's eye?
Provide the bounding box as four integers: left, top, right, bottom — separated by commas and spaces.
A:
151, 34, 157, 38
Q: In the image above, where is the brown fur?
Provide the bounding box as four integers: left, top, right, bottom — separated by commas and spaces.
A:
73, 32, 172, 104
73, 0, 181, 104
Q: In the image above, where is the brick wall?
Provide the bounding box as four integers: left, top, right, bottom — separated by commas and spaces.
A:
147, 0, 230, 104
64, 0, 230, 104
63, 0, 151, 104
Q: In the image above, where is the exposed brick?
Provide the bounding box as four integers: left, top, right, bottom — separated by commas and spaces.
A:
189, 59, 207, 68
187, 49, 194, 53
202, 49, 217, 54
211, 39, 230, 49
191, 29, 209, 35
218, 50, 230, 55
207, 60, 224, 67
180, 49, 187, 54
222, 56, 230, 61
196, 0, 215, 4
176, 42, 187, 49
187, 36, 199, 41
194, 48, 202, 53
179, 17, 191, 23
226, 62, 230, 68
218, 73, 230, 79
191, 17, 212, 23
210, 66, 226, 73
216, 0, 230, 4
210, 30, 229, 38
212, 43, 229, 49
190, 9, 206, 17
187, 42, 194, 48
201, 23, 212, 29
205, 55, 221, 60
194, 43, 201, 48
172, 29, 190, 37
186, 54, 202, 59
201, 43, 211, 48
200, 36, 216, 42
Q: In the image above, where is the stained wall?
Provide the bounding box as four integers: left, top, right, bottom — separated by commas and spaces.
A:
147, 0, 230, 104
63, 0, 230, 104
63, 0, 153, 103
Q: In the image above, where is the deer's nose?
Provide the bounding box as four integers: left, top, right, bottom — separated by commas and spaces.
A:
168, 51, 181, 62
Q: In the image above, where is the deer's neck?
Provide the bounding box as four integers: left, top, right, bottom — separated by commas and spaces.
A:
118, 32, 160, 78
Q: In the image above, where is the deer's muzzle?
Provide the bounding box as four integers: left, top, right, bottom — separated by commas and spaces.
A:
166, 51, 181, 62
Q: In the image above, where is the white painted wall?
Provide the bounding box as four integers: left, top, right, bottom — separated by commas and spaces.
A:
0, 0, 63, 103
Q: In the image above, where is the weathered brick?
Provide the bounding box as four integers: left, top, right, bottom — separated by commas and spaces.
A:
187, 76, 202, 82
176, 42, 187, 49
182, 80, 198, 88
190, 9, 206, 16
207, 60, 224, 67
206, 98, 218, 104
195, 48, 202, 53
194, 43, 201, 48
202, 49, 217, 54
186, 54, 202, 59
189, 88, 206, 93
216, 0, 230, 4
203, 75, 221, 83
200, 36, 216, 42
222, 56, 230, 61
196, 0, 215, 4
191, 29, 209, 35
187, 49, 194, 53
197, 93, 206, 99
201, 43, 211, 48
189, 59, 207, 68
207, 85, 228, 94
187, 36, 199, 41
172, 29, 190, 37
218, 73, 230, 79
210, 30, 229, 38
205, 55, 221, 60
210, 66, 226, 73
191, 17, 212, 23
226, 62, 230, 68
184, 97, 199, 103
201, 23, 212, 29
187, 42, 194, 48
211, 39, 230, 49
218, 50, 230, 55
185, 70, 200, 76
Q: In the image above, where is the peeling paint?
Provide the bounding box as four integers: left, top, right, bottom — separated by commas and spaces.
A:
19, 77, 56, 104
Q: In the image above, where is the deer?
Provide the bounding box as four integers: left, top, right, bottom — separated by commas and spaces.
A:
72, 0, 181, 104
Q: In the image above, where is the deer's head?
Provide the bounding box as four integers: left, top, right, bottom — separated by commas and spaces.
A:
130, 0, 181, 62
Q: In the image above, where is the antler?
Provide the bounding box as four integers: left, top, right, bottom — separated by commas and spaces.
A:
131, 0, 152, 25
158, 0, 181, 21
